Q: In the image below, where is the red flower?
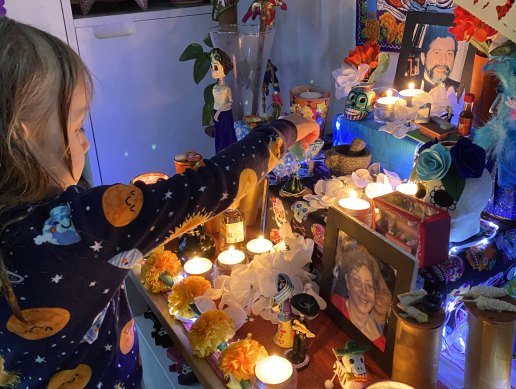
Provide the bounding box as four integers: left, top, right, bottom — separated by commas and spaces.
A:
449, 6, 497, 43
343, 40, 380, 78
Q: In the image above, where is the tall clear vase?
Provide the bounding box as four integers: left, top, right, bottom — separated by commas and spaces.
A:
209, 24, 275, 120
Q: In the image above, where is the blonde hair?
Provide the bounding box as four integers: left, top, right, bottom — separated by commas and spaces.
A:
0, 17, 92, 321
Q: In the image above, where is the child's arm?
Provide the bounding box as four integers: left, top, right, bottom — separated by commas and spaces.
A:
65, 116, 317, 261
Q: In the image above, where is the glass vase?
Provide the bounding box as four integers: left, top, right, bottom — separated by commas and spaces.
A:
209, 24, 275, 120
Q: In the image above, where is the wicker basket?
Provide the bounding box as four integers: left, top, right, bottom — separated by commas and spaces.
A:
325, 138, 372, 176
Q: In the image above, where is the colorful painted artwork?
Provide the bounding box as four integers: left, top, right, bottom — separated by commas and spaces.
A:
356, 0, 455, 51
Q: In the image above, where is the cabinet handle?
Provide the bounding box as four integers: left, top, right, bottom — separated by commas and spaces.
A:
93, 23, 134, 39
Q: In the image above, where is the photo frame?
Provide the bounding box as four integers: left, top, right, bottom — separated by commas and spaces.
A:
320, 206, 418, 374
394, 11, 475, 100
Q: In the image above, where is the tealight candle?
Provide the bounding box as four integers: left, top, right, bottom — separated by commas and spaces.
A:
374, 89, 400, 123
299, 91, 322, 99
183, 257, 213, 280
246, 235, 273, 256
131, 172, 169, 185
396, 183, 418, 196
399, 82, 423, 107
365, 182, 392, 200
217, 246, 246, 274
338, 197, 371, 225
255, 355, 296, 389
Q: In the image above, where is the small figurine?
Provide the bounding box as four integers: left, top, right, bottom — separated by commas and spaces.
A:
262, 59, 283, 119
324, 341, 369, 389
242, 0, 287, 27
272, 273, 295, 348
210, 48, 237, 154
286, 293, 320, 370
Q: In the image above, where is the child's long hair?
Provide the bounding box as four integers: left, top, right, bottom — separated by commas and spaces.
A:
0, 17, 92, 321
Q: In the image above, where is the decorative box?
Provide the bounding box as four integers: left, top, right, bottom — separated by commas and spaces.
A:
372, 192, 450, 268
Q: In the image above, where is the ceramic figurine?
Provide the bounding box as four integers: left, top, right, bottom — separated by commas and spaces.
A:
272, 273, 295, 348
262, 59, 283, 119
286, 293, 320, 370
210, 48, 237, 154
242, 0, 287, 27
324, 341, 369, 389
343, 84, 377, 121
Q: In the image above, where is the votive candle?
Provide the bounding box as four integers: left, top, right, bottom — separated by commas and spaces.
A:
396, 183, 418, 196
374, 89, 399, 123
255, 355, 296, 389
217, 246, 246, 273
399, 82, 423, 107
183, 257, 213, 280
246, 235, 273, 256
338, 197, 371, 225
299, 91, 322, 99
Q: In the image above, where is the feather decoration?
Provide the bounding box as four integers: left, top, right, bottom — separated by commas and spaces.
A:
474, 58, 516, 188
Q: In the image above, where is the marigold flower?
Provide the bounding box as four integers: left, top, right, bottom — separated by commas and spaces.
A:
168, 276, 211, 319
188, 310, 236, 358
449, 6, 497, 43
141, 247, 182, 293
219, 335, 268, 382
343, 40, 380, 79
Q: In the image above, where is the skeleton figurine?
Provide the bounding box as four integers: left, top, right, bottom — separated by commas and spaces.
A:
343, 85, 377, 121
324, 341, 369, 389
242, 0, 288, 27
272, 273, 295, 348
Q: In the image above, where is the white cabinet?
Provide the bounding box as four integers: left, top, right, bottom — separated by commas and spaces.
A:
73, 7, 216, 185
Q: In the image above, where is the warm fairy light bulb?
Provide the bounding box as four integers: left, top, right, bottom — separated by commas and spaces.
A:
386, 89, 393, 98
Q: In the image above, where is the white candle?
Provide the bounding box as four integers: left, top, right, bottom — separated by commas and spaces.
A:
299, 91, 322, 99
338, 197, 371, 211
365, 182, 392, 199
396, 183, 418, 196
217, 246, 246, 267
399, 82, 423, 107
246, 235, 273, 255
255, 355, 293, 386
374, 90, 400, 123
183, 257, 213, 279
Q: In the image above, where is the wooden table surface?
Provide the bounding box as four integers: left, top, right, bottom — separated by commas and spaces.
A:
129, 265, 389, 388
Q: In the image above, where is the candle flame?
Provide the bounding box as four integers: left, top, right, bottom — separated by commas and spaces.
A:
348, 189, 358, 199
229, 246, 235, 251
386, 89, 393, 98
409, 82, 414, 90
258, 235, 264, 240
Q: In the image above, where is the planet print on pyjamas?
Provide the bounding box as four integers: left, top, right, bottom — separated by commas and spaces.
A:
102, 185, 143, 227
47, 364, 92, 389
120, 319, 135, 355
34, 205, 81, 245
6, 307, 70, 340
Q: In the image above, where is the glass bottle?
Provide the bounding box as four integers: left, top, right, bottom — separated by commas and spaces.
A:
458, 93, 475, 137
219, 205, 245, 251
177, 224, 216, 263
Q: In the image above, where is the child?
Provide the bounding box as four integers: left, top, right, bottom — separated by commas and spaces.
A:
0, 17, 318, 388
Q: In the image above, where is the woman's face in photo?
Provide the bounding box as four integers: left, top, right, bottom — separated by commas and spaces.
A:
374, 275, 393, 316
346, 265, 375, 315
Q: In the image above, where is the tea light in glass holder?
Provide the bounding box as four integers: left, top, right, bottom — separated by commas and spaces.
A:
216, 246, 246, 275
131, 172, 169, 185
183, 256, 213, 280
338, 191, 371, 225
399, 82, 423, 107
255, 355, 297, 389
374, 89, 399, 123
246, 235, 273, 257
396, 182, 418, 196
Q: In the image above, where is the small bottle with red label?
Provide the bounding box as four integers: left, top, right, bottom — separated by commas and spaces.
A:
458, 93, 475, 137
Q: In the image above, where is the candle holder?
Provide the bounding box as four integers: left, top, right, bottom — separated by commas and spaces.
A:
183, 257, 214, 282
131, 172, 169, 185
254, 355, 297, 389
174, 151, 203, 174
216, 246, 247, 276
399, 83, 423, 108
338, 197, 372, 226
373, 88, 399, 124
290, 85, 331, 137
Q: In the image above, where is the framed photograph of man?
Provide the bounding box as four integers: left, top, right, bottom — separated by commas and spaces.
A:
320, 206, 418, 374
394, 11, 475, 99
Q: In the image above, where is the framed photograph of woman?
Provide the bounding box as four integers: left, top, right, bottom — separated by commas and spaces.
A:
393, 11, 475, 100
320, 206, 418, 374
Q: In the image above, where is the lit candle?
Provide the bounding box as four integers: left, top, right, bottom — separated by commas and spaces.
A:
396, 182, 418, 196
131, 172, 169, 185
374, 89, 400, 123
299, 91, 322, 99
246, 235, 273, 255
338, 197, 371, 225
217, 246, 246, 274
255, 355, 295, 388
365, 182, 392, 199
399, 82, 423, 107
183, 257, 213, 280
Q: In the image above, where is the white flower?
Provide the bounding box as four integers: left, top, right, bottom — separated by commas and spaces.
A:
332, 63, 369, 100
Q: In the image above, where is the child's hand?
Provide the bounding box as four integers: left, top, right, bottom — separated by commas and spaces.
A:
283, 113, 320, 149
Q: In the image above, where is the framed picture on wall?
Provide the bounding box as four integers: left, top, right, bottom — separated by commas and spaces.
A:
394, 11, 475, 99
320, 206, 418, 374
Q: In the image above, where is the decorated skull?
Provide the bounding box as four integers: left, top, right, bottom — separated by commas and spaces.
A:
344, 85, 376, 121
342, 352, 366, 377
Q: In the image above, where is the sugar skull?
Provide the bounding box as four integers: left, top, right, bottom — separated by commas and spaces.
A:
344, 85, 376, 121
342, 352, 366, 377
291, 201, 315, 223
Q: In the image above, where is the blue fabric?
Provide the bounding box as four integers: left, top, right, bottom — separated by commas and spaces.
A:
0, 120, 297, 388
214, 109, 237, 154
332, 115, 420, 179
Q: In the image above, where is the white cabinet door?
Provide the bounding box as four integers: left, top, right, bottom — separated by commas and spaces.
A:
76, 12, 216, 185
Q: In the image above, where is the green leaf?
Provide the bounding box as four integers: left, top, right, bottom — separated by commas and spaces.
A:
203, 34, 213, 48
193, 53, 211, 84
179, 43, 203, 61
202, 101, 214, 126
368, 52, 390, 84
441, 165, 465, 202
204, 83, 215, 103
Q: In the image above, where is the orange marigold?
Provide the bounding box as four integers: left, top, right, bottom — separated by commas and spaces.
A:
219, 334, 268, 382
140, 247, 182, 293
188, 310, 236, 358
343, 40, 380, 78
168, 276, 211, 319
